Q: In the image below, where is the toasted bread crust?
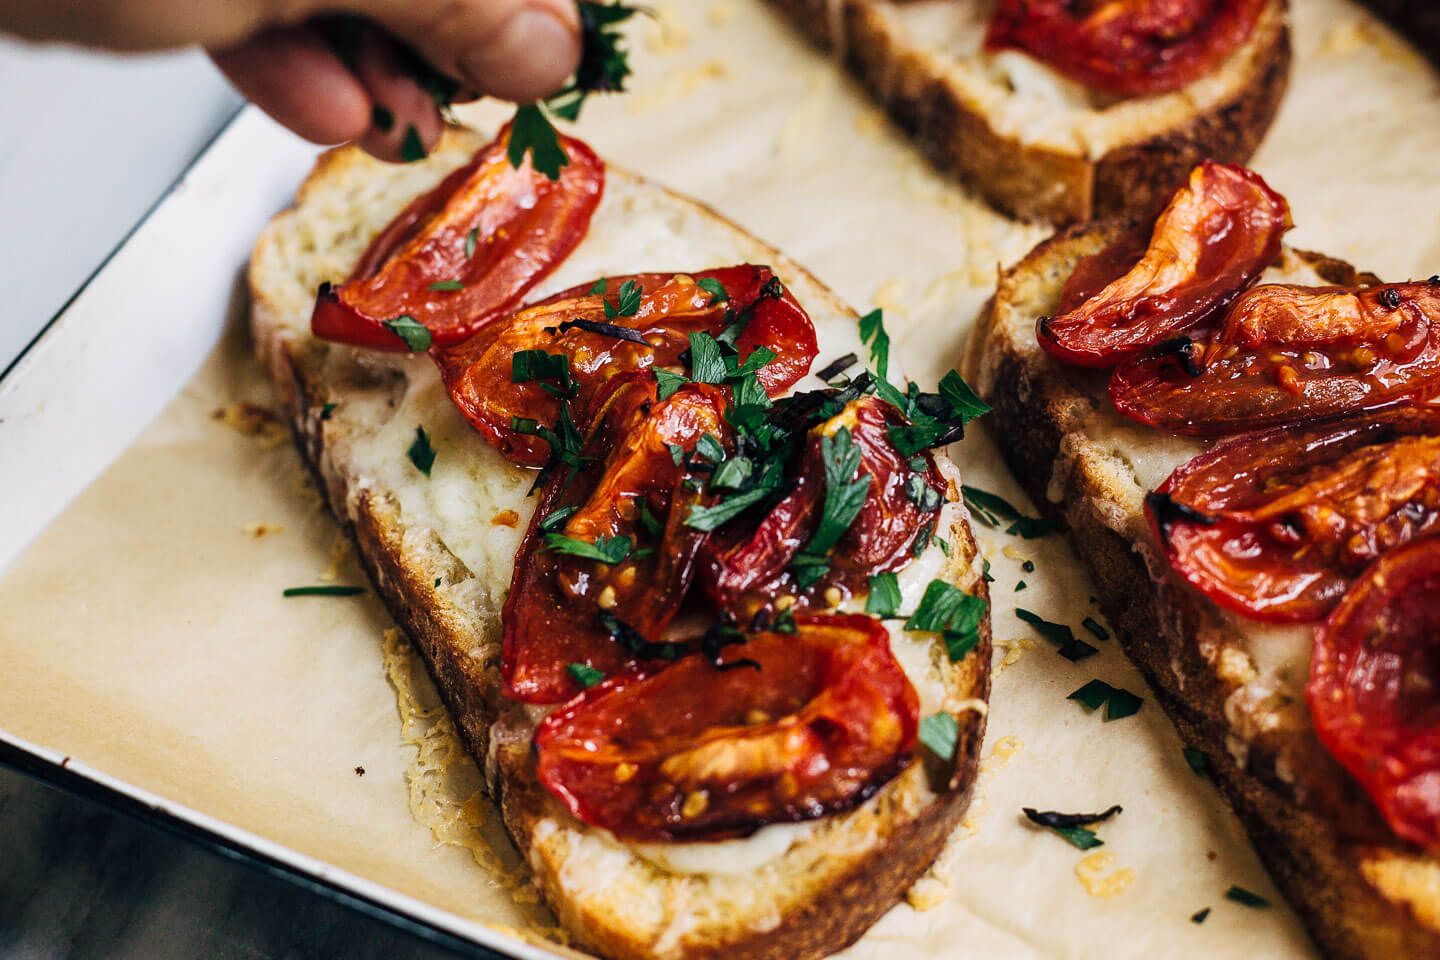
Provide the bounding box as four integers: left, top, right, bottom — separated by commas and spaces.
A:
251, 139, 990, 960
965, 224, 1440, 959
764, 0, 1289, 224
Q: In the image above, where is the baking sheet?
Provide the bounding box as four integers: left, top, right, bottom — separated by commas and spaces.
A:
3, 0, 1440, 956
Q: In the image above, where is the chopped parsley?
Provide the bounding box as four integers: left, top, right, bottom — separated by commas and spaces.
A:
542, 533, 631, 564
319, 402, 337, 420
283, 585, 365, 597
1068, 679, 1144, 720
1225, 886, 1271, 908
791, 426, 871, 582
962, 485, 1056, 538
858, 308, 890, 381
512, 350, 574, 397
911, 522, 934, 557
605, 279, 643, 319
1191, 908, 1211, 924
1015, 580, 1027, 591
907, 580, 987, 662
711, 457, 753, 490
407, 426, 436, 476
511, 406, 587, 492
506, 2, 639, 179
1082, 616, 1110, 641
383, 315, 432, 351
684, 485, 773, 532
1184, 747, 1211, 775
636, 500, 664, 539
905, 473, 943, 512
1017, 608, 1097, 661
400, 125, 426, 162
688, 331, 728, 384
428, 279, 464, 292
919, 711, 958, 761
667, 442, 685, 467
697, 276, 728, 305
465, 227, 478, 259
566, 663, 605, 689
654, 368, 689, 400
538, 505, 577, 533
886, 371, 991, 457
696, 433, 726, 463
865, 572, 903, 618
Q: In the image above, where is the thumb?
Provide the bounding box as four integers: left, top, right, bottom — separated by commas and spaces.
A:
353, 0, 582, 103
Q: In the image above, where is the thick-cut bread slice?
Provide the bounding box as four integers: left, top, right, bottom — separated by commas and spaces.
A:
249, 128, 991, 960
964, 223, 1440, 960
763, 0, 1290, 225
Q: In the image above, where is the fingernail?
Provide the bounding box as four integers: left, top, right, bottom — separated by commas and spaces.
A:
461, 7, 581, 102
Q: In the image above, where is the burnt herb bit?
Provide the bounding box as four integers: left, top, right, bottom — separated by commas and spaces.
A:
567, 662, 606, 688
1022, 559, 1036, 573
1082, 616, 1111, 641
865, 572, 903, 618
383, 314, 432, 351
905, 473, 944, 512
1022, 805, 1122, 849
919, 711, 959, 761
542, 533, 631, 564
1191, 908, 1211, 925
283, 585, 366, 598
319, 402, 338, 420
428, 279, 465, 292
407, 426, 436, 476
1183, 747, 1211, 775
508, 1, 639, 179
701, 615, 759, 671
961, 485, 1056, 538
885, 370, 991, 458
697, 276, 728, 305
1225, 886, 1271, 909
653, 368, 690, 400
1146, 491, 1218, 543
598, 612, 682, 661
816, 353, 859, 383
550, 316, 650, 345
1017, 608, 1097, 661
858, 308, 891, 381
907, 580, 987, 662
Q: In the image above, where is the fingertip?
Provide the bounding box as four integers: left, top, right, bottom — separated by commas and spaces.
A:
458, 4, 582, 103
351, 29, 448, 163
211, 26, 371, 145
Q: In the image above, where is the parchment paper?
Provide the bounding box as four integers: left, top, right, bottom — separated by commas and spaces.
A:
3, 0, 1439, 956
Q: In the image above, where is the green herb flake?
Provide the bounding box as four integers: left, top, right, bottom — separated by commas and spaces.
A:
1225, 886, 1271, 909
542, 533, 631, 564
407, 426, 436, 476
697, 276, 728, 305
654, 368, 689, 400
635, 499, 664, 539
1015, 580, 1027, 591
696, 432, 726, 463
865, 572, 903, 618
538, 505, 578, 534
428, 279, 465, 292
1017, 608, 1097, 661
604, 279, 642, 319
858, 308, 890, 381
685, 485, 772, 532
319, 402, 337, 420
589, 277, 608, 295
465, 227, 478, 259
1105, 688, 1144, 721
1051, 826, 1104, 850
937, 369, 991, 424
937, 536, 952, 557
1068, 680, 1115, 712
906, 579, 987, 662
383, 315, 432, 351
567, 662, 606, 689
507, 103, 569, 180
400, 125, 427, 162
919, 711, 958, 761
688, 331, 727, 384
961, 485, 1055, 538
283, 585, 365, 598
711, 457, 753, 490
1183, 747, 1211, 775
667, 442, 685, 467
1082, 616, 1111, 641
1191, 908, 1211, 925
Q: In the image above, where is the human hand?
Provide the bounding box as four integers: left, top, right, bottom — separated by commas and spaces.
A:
4, 0, 583, 162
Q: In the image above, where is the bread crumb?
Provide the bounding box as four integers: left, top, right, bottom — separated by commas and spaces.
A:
854, 108, 887, 139
994, 638, 1035, 673
243, 523, 285, 539
628, 60, 728, 115
1075, 851, 1135, 898
354, 765, 365, 776
492, 510, 520, 527
319, 536, 352, 583
213, 402, 289, 447
1001, 544, 1031, 563
980, 735, 1023, 775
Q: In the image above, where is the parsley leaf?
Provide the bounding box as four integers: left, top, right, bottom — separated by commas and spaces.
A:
688, 331, 727, 384
1068, 679, 1115, 712
538, 505, 577, 533
685, 485, 772, 532
1225, 886, 1271, 909
428, 280, 464, 292
667, 442, 685, 467
636, 499, 664, 539
907, 580, 987, 662
919, 711, 958, 761
508, 103, 571, 180
697, 276, 728, 305
1191, 908, 1211, 925
729, 346, 778, 378
858, 308, 890, 381
696, 433, 725, 462
384, 315, 432, 351
654, 368, 689, 400
905, 473, 943, 512
566, 663, 605, 689
542, 533, 631, 564
804, 426, 871, 555
512, 350, 573, 396
605, 278, 643, 319
1017, 608, 1097, 661
711, 457, 753, 490
407, 427, 435, 476
1067, 679, 1144, 720
866, 572, 903, 618
1184, 747, 1210, 775
937, 369, 990, 423
962, 485, 1056, 538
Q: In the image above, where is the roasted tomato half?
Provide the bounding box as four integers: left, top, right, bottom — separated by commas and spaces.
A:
310, 124, 604, 352
1038, 162, 1291, 367
433, 265, 818, 466
984, 0, 1269, 97
1309, 534, 1440, 848
1113, 280, 1440, 435
1146, 408, 1440, 622
502, 373, 733, 703
535, 614, 920, 842
699, 396, 946, 622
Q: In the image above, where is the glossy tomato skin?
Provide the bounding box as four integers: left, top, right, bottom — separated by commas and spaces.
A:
1038, 162, 1291, 368
502, 373, 732, 704
534, 614, 920, 842
1309, 534, 1440, 848
984, 0, 1269, 96
1112, 280, 1440, 435
309, 124, 604, 352
1146, 408, 1440, 623
699, 396, 946, 622
433, 265, 818, 467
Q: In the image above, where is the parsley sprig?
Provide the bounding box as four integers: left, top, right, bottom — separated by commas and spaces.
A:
508, 2, 640, 179
791, 426, 872, 588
